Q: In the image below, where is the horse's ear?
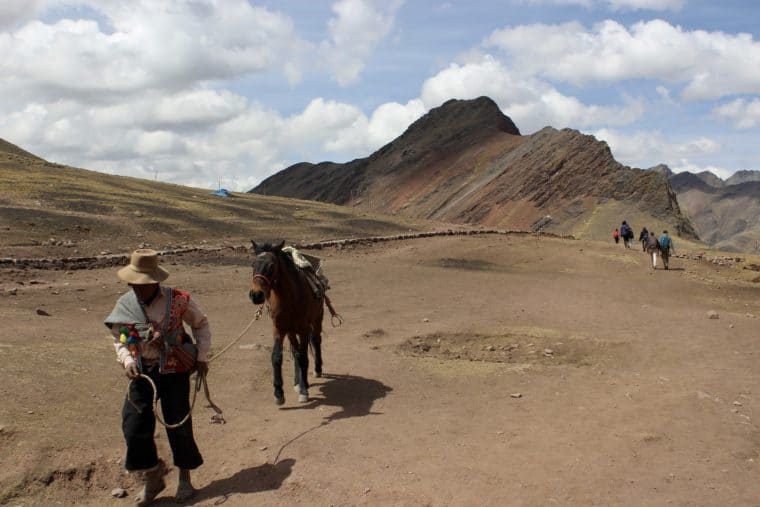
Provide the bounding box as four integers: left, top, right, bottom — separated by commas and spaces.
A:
274, 240, 285, 251
251, 240, 258, 253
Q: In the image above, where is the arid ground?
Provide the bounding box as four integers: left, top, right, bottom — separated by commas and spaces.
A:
2, 232, 760, 506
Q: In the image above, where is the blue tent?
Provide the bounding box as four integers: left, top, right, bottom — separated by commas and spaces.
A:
210, 188, 232, 198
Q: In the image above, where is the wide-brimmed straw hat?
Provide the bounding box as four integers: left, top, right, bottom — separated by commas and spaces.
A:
117, 249, 169, 284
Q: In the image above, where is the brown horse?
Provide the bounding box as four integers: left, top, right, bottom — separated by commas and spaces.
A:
249, 241, 324, 404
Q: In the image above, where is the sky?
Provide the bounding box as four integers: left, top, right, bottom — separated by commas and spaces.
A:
1, 0, 759, 191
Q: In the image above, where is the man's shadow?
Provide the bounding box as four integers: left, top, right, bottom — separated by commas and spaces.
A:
164, 458, 295, 505
167, 373, 391, 504
281, 372, 393, 421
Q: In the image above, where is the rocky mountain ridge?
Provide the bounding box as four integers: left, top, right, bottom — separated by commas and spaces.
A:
252, 96, 697, 241
653, 164, 759, 252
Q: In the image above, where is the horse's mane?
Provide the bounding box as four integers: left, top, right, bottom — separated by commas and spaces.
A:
256, 242, 300, 279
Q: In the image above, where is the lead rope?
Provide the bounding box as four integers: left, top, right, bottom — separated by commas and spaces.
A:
127, 305, 264, 428
323, 294, 343, 327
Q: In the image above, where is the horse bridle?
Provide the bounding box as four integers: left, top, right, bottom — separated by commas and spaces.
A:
252, 252, 277, 290
252, 273, 274, 289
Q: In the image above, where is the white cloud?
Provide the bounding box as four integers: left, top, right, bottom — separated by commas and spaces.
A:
420, 55, 643, 133
655, 85, 675, 104
324, 99, 426, 153
516, 0, 683, 10
516, 0, 594, 7
485, 19, 760, 100
0, 0, 308, 106
134, 131, 184, 156
0, 0, 46, 28
323, 0, 404, 86
606, 0, 684, 11
713, 98, 760, 129
593, 128, 722, 169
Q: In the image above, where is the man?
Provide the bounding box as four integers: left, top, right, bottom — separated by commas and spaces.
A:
645, 231, 661, 269
639, 227, 649, 252
620, 221, 633, 248
658, 230, 675, 270
104, 249, 211, 506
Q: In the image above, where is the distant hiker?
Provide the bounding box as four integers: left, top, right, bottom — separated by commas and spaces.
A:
658, 230, 675, 270
645, 231, 661, 269
104, 249, 211, 506
613, 228, 620, 244
639, 227, 649, 252
620, 221, 633, 248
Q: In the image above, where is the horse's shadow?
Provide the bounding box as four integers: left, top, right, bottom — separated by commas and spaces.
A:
281, 372, 392, 421
165, 458, 295, 506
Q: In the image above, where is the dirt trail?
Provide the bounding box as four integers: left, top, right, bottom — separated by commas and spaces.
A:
1, 235, 759, 506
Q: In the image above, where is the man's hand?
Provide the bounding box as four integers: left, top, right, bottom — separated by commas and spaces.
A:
196, 361, 209, 377
125, 362, 140, 379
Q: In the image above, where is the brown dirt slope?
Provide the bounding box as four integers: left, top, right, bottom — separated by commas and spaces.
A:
0, 148, 439, 259
1, 234, 759, 506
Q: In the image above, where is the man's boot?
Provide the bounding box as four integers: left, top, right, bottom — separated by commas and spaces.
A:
133, 460, 167, 507
176, 468, 196, 502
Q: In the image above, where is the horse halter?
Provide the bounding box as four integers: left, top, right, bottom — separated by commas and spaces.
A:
252, 252, 277, 290
252, 272, 273, 289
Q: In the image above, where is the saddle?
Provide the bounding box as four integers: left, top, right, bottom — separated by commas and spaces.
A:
283, 246, 330, 298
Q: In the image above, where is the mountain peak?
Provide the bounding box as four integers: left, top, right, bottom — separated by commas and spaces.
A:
252, 96, 696, 241
402, 96, 520, 140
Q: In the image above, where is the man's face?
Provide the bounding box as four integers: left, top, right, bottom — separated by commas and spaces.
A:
129, 283, 159, 302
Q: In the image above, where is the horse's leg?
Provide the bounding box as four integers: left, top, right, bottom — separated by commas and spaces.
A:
291, 345, 300, 391
289, 332, 309, 403
271, 333, 285, 405
296, 334, 310, 403
310, 325, 323, 378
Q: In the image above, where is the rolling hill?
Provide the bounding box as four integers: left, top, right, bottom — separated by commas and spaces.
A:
0, 140, 434, 259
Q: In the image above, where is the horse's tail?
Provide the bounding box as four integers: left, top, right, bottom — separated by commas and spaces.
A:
323, 293, 343, 327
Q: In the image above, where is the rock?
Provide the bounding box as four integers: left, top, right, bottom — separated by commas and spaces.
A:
510, 393, 522, 398
485, 345, 495, 352
9, 288, 17, 296
422, 318, 429, 323
707, 310, 719, 319
111, 487, 127, 498
260, 446, 268, 451
36, 309, 51, 316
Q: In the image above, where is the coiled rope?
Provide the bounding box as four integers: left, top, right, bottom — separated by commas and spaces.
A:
127, 306, 264, 428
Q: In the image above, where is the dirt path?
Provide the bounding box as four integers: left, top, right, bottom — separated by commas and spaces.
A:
1, 235, 759, 506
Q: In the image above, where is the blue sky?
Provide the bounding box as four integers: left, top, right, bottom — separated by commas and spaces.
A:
1, 0, 759, 190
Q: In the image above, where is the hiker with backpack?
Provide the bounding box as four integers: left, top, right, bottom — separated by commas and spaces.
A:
658, 230, 675, 269
645, 230, 662, 269
613, 228, 620, 244
620, 221, 633, 248
639, 227, 649, 252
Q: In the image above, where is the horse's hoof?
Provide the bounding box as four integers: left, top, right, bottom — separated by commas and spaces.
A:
298, 394, 308, 403
275, 396, 285, 405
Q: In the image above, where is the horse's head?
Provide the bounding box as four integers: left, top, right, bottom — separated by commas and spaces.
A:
249, 240, 285, 305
